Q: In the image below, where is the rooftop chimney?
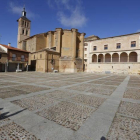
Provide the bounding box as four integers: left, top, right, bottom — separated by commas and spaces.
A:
8, 43, 11, 47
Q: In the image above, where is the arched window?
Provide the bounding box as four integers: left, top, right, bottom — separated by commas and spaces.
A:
92, 54, 97, 62
112, 53, 119, 62
22, 29, 24, 35
129, 52, 137, 62
22, 21, 24, 26
26, 30, 28, 35
105, 54, 111, 62
120, 52, 128, 62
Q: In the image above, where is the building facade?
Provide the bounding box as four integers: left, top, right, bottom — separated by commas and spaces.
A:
17, 8, 85, 73
84, 33, 140, 74
0, 44, 29, 72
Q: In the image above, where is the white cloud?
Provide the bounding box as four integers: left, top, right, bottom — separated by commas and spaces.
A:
47, 0, 87, 28
9, 2, 37, 18
137, 29, 140, 32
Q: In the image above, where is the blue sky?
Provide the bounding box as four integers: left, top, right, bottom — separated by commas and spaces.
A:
0, 0, 140, 47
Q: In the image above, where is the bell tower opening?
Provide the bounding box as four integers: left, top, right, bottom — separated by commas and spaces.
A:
17, 7, 31, 50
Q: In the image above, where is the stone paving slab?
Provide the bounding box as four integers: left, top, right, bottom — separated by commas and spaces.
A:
67, 83, 97, 91
0, 88, 30, 99
103, 81, 121, 86
12, 85, 50, 92
124, 88, 140, 100
37, 101, 95, 131
118, 101, 140, 119
39, 81, 76, 87
0, 122, 39, 140
44, 90, 78, 100
69, 94, 106, 108
87, 88, 114, 96
0, 82, 19, 87
107, 115, 140, 140
11, 94, 56, 111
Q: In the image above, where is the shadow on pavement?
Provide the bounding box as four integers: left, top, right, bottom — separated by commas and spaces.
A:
0, 108, 27, 120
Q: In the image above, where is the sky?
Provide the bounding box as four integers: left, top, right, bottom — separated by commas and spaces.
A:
0, 0, 140, 47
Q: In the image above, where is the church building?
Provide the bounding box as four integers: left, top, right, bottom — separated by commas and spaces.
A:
17, 8, 85, 73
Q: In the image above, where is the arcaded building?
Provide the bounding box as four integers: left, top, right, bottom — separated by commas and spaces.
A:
17, 8, 85, 73
84, 32, 140, 74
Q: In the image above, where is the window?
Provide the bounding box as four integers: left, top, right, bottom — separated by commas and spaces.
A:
84, 48, 87, 51
22, 21, 24, 26
21, 55, 25, 62
84, 43, 88, 46
116, 43, 121, 49
26, 30, 28, 36
25, 22, 26, 27
104, 45, 108, 50
22, 29, 24, 35
0, 54, 1, 59
84, 59, 87, 62
40, 54, 42, 58
85, 54, 87, 57
93, 46, 97, 51
12, 54, 16, 61
131, 41, 136, 47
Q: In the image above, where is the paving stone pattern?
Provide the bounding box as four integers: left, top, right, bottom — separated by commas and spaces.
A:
0, 122, 39, 140
107, 115, 140, 140
37, 101, 95, 131
12, 94, 56, 111
0, 73, 140, 140
118, 101, 140, 119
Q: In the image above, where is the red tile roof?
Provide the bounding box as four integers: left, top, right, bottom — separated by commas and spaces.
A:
0, 44, 30, 53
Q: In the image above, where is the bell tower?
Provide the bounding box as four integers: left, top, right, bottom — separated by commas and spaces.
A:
17, 7, 31, 50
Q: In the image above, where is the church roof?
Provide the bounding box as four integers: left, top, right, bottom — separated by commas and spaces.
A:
17, 16, 31, 22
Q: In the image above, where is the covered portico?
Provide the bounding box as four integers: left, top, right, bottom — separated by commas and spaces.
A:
90, 50, 140, 63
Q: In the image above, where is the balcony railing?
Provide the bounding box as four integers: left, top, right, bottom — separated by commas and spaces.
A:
10, 57, 28, 62
12, 57, 16, 61
21, 58, 25, 62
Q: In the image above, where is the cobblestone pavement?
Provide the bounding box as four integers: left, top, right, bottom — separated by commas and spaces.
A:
107, 75, 140, 140
0, 72, 140, 140
0, 122, 39, 140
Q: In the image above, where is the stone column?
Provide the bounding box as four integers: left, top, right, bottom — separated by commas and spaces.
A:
72, 29, 77, 58
136, 51, 140, 62
55, 28, 62, 53
97, 55, 98, 63
111, 54, 112, 63
103, 54, 105, 63
127, 55, 129, 62
118, 54, 120, 62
